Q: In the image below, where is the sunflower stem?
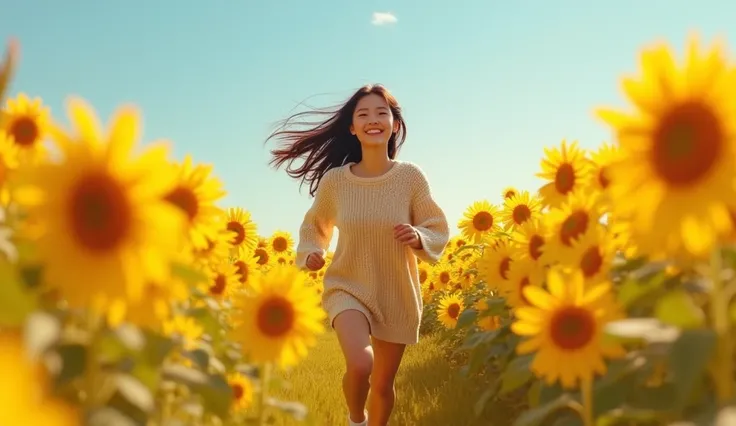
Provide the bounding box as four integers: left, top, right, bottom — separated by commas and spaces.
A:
709, 247, 734, 403
83, 311, 103, 412
580, 376, 594, 426
258, 362, 272, 426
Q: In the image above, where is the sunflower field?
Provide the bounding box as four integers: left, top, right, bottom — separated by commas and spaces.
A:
0, 39, 326, 426
2, 32, 736, 426
418, 36, 736, 425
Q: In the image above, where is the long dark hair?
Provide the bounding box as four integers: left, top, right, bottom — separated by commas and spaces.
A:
266, 84, 407, 196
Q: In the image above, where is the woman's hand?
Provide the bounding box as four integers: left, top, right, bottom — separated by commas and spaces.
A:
305, 252, 326, 271
394, 224, 422, 249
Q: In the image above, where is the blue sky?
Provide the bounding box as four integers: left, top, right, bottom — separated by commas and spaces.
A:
1, 1, 734, 247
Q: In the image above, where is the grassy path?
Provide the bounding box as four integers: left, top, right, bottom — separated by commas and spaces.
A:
268, 330, 516, 425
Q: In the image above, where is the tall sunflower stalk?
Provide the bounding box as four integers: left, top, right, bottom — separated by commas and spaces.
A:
710, 247, 734, 402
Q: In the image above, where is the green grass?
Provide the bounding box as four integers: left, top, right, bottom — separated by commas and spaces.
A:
266, 329, 520, 425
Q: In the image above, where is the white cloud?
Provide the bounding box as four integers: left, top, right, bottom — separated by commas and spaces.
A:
371, 12, 397, 26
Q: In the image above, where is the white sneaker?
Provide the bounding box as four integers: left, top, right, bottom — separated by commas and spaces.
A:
348, 410, 368, 426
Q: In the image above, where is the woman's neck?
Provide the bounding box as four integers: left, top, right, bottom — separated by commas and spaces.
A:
354, 146, 393, 177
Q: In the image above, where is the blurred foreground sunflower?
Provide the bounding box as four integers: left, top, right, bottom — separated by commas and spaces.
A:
597, 35, 736, 257
14, 97, 184, 310
0, 332, 77, 426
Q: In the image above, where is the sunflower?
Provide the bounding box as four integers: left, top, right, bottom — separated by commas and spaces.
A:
268, 230, 294, 255
421, 279, 439, 303
163, 154, 227, 250
431, 260, 456, 290
567, 225, 616, 285
502, 186, 518, 200
13, 97, 185, 309
437, 292, 464, 329
456, 268, 478, 291
511, 268, 625, 389
537, 140, 591, 208
163, 315, 204, 351
228, 372, 255, 412
597, 36, 736, 257
205, 259, 242, 301
583, 143, 619, 200
1, 93, 50, 162
458, 200, 501, 243
252, 246, 272, 268
0, 332, 77, 426
233, 255, 259, 289
477, 238, 514, 289
417, 262, 432, 286
544, 190, 605, 265
225, 207, 259, 256
474, 298, 502, 331
511, 218, 550, 267
501, 257, 545, 308
449, 235, 469, 251
502, 190, 541, 230
230, 266, 326, 369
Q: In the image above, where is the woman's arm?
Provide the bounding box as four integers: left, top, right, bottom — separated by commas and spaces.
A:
295, 170, 337, 269
409, 165, 450, 263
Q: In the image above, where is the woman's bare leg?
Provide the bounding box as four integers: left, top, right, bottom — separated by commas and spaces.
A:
333, 310, 373, 423
367, 337, 406, 426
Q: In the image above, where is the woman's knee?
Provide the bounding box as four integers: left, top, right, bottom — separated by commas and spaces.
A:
370, 376, 396, 397
346, 347, 373, 379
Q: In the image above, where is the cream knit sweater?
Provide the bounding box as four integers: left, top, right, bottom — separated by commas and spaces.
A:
295, 160, 450, 344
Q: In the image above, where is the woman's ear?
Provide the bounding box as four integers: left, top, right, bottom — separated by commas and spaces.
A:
393, 121, 399, 133
349, 124, 356, 135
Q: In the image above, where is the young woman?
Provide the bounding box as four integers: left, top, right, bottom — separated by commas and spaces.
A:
268, 84, 449, 426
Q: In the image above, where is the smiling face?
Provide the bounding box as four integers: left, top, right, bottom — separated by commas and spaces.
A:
349, 93, 399, 147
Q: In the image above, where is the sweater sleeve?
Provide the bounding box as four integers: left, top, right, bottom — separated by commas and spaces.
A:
409, 166, 450, 263
295, 170, 337, 269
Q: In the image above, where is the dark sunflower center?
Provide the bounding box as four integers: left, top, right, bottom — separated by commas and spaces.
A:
653, 102, 721, 187
529, 235, 544, 260
580, 246, 603, 277
554, 163, 575, 194
68, 172, 130, 252
9, 116, 38, 146
473, 211, 494, 231
164, 186, 199, 221
550, 306, 596, 350
209, 274, 227, 295
272, 236, 288, 253
447, 303, 460, 319
560, 211, 589, 246
227, 221, 245, 245
256, 297, 295, 337
499, 257, 511, 280
512, 204, 532, 225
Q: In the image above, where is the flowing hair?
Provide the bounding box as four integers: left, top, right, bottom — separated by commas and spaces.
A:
266, 84, 407, 196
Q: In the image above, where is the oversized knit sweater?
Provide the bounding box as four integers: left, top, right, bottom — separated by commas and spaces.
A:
295, 160, 450, 344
